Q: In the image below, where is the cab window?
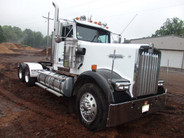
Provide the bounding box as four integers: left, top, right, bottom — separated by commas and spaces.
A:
62, 25, 73, 40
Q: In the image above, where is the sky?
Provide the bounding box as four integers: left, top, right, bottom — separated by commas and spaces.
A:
0, 0, 184, 40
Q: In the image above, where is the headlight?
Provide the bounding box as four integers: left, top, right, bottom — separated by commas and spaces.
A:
115, 82, 131, 91
158, 80, 164, 86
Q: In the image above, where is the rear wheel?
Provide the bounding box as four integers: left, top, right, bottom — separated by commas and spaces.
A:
18, 64, 25, 82
76, 83, 108, 131
25, 65, 36, 87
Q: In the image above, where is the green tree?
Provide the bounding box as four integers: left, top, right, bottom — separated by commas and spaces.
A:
22, 29, 34, 46
12, 26, 23, 43
1, 25, 49, 48
152, 17, 184, 37
23, 29, 46, 47
2, 25, 17, 42
41, 35, 52, 48
0, 25, 7, 43
33, 32, 43, 47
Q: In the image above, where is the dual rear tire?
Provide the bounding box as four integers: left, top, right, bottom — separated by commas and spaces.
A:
18, 64, 36, 86
18, 64, 25, 82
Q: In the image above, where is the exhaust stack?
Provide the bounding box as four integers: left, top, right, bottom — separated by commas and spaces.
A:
52, 2, 59, 33
51, 2, 60, 64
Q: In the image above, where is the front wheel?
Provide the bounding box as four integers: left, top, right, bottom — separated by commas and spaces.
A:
76, 83, 108, 131
25, 65, 36, 87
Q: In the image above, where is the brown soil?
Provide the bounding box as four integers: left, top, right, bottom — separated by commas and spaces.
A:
0, 43, 15, 54
40, 48, 52, 56
0, 43, 41, 54
0, 44, 184, 137
2, 43, 18, 49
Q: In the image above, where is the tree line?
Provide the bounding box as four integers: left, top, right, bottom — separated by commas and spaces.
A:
0, 25, 51, 48
0, 17, 183, 46
124, 17, 184, 43
152, 17, 184, 37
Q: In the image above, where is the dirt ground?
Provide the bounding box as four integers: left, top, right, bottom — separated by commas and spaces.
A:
0, 44, 184, 137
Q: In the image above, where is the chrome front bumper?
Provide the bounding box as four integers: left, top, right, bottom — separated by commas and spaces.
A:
106, 93, 166, 127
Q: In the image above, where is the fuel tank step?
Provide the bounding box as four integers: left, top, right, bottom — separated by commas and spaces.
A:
35, 82, 63, 97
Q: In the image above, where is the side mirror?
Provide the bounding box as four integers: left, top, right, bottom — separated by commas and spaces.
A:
113, 41, 119, 43
111, 33, 122, 44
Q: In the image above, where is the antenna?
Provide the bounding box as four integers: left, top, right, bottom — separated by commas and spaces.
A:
120, 14, 138, 35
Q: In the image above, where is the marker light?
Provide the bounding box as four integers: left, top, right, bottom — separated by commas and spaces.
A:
90, 20, 93, 23
98, 22, 101, 25
106, 27, 109, 29
91, 65, 97, 72
94, 21, 98, 24
144, 101, 148, 104
76, 17, 80, 20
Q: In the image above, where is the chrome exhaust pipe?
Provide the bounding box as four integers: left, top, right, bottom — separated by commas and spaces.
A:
51, 2, 60, 64
52, 2, 59, 28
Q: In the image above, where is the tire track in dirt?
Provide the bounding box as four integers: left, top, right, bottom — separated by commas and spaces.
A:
0, 87, 96, 137
0, 88, 57, 119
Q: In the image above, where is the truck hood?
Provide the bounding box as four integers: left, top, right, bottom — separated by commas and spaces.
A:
70, 41, 149, 96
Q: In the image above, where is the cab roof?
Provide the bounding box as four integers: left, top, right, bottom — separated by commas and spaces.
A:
74, 18, 111, 32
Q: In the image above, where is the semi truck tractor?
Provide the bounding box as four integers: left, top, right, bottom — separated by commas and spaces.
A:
18, 2, 166, 131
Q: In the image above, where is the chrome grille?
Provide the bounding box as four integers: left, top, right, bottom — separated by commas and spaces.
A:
135, 52, 160, 97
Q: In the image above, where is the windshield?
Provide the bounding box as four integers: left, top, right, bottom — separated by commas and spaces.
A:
76, 24, 110, 43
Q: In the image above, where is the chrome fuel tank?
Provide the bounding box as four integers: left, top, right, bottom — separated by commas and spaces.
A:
37, 70, 74, 97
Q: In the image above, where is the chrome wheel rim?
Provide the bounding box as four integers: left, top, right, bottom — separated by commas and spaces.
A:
80, 92, 97, 123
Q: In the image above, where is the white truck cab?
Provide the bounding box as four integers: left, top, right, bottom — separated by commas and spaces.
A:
18, 2, 166, 131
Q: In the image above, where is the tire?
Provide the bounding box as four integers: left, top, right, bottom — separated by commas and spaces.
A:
76, 83, 108, 131
18, 64, 25, 82
25, 65, 36, 87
